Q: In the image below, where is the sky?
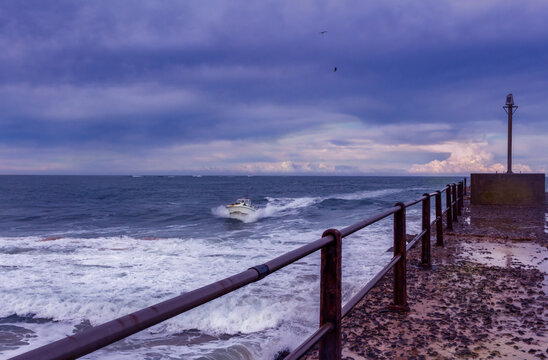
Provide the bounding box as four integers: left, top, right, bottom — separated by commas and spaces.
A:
1, 0, 547, 175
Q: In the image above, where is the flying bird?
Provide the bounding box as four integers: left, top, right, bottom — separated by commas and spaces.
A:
319, 31, 328, 34
334, 67, 337, 72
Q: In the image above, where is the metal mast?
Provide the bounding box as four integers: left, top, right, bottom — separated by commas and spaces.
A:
503, 94, 518, 174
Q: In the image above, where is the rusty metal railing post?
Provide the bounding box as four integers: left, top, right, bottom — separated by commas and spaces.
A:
435, 190, 443, 246
319, 229, 342, 360
389, 202, 409, 311
420, 194, 431, 268
445, 185, 453, 230
457, 182, 463, 215
452, 184, 458, 223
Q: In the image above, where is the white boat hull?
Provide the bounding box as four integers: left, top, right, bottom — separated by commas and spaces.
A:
226, 204, 256, 216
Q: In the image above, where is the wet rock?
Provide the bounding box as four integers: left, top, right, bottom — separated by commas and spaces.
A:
73, 319, 93, 334
0, 325, 37, 352
273, 347, 290, 360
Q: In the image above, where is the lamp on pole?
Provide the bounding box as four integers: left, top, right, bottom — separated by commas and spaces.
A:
503, 94, 518, 174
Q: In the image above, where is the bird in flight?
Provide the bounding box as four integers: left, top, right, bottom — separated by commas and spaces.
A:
334, 67, 337, 72
319, 31, 328, 34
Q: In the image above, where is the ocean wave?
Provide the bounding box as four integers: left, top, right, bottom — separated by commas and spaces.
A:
0, 234, 319, 332
0, 228, 392, 359
330, 188, 402, 201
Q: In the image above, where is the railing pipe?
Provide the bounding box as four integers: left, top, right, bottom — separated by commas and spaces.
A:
452, 184, 458, 223
342, 254, 401, 317
461, 180, 465, 210
284, 323, 333, 360
445, 185, 453, 230
10, 268, 260, 360
11, 233, 339, 360
388, 202, 409, 311
435, 191, 443, 246
264, 235, 332, 273
319, 229, 342, 360
406, 229, 427, 252
340, 206, 400, 238
403, 195, 427, 208
421, 193, 431, 268
458, 182, 463, 215
11, 181, 470, 360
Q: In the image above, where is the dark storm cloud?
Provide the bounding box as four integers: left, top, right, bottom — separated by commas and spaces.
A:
1, 0, 548, 172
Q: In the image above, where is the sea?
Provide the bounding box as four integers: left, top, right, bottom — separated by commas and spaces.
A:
0, 175, 466, 359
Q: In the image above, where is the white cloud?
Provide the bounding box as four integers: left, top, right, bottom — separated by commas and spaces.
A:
409, 141, 532, 174
0, 119, 542, 175
236, 161, 335, 174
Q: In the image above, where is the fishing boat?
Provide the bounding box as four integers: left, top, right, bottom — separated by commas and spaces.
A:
226, 198, 256, 216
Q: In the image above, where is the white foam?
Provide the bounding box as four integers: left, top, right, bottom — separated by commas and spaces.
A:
0, 233, 321, 327
211, 204, 231, 218
1, 207, 395, 359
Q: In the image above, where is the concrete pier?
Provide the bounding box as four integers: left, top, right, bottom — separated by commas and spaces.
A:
303, 193, 547, 359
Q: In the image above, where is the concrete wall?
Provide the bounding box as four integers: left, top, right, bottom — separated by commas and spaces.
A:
471, 173, 545, 205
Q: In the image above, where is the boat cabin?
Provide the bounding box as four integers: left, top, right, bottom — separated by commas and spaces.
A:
234, 198, 252, 207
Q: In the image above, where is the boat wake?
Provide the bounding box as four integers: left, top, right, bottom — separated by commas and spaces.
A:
212, 188, 404, 223
211, 200, 309, 223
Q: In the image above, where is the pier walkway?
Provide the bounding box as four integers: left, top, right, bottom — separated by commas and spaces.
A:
304, 195, 547, 359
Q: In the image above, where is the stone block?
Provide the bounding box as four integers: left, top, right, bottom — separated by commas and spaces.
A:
471, 173, 545, 205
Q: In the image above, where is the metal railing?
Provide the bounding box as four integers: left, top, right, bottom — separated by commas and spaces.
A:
11, 180, 466, 360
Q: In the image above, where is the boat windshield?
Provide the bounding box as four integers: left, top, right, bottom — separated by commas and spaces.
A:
236, 198, 252, 206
